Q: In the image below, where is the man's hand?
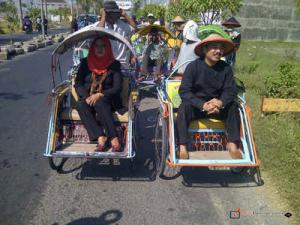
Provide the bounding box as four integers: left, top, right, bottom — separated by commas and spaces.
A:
130, 56, 137, 65
86, 93, 103, 106
207, 98, 223, 109
203, 100, 221, 115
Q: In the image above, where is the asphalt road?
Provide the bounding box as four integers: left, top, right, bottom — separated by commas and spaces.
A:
0, 45, 292, 225
0, 28, 69, 45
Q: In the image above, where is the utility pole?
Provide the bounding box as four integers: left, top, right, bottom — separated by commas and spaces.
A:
40, 0, 45, 39
76, 0, 79, 17
45, 0, 48, 18
18, 0, 23, 29
70, 0, 74, 17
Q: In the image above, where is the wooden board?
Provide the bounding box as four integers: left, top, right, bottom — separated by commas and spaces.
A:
261, 97, 300, 112
189, 151, 232, 160
59, 143, 98, 152
55, 143, 128, 158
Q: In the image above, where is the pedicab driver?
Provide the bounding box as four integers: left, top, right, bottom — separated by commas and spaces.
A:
176, 33, 243, 160
75, 37, 125, 152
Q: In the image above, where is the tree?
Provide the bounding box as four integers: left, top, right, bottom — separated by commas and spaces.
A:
49, 7, 71, 22
136, 4, 166, 20
0, 0, 19, 40
297, 0, 300, 12
166, 0, 242, 24
28, 7, 41, 24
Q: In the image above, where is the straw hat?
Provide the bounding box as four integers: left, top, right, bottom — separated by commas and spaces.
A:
171, 16, 185, 23
147, 13, 154, 18
194, 33, 234, 56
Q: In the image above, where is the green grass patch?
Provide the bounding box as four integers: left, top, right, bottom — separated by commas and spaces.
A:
236, 40, 300, 224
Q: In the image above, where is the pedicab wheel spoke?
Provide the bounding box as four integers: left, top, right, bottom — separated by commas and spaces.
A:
48, 157, 68, 172
154, 111, 167, 177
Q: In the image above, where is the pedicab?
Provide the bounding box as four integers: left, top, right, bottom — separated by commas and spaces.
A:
154, 28, 262, 184
44, 26, 139, 172
133, 24, 176, 84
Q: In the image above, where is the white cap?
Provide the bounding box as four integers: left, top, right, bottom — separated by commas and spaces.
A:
183, 20, 200, 42
147, 13, 154, 18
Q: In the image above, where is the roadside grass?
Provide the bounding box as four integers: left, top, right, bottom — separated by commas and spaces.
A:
236, 40, 300, 224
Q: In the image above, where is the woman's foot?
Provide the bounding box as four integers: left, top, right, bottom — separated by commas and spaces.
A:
96, 136, 107, 151
111, 137, 122, 152
178, 145, 189, 159
227, 142, 243, 159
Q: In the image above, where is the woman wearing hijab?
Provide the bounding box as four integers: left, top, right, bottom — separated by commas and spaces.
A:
75, 36, 123, 152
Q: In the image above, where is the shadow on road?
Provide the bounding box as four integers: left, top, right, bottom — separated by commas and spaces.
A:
52, 209, 122, 225
0, 92, 25, 100
181, 167, 263, 188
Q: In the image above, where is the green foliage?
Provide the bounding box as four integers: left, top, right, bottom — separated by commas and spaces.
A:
166, 0, 242, 24
265, 63, 300, 98
0, 0, 19, 34
136, 4, 166, 19
49, 7, 71, 22
28, 7, 40, 25
166, 1, 198, 22
77, 0, 103, 14
297, 0, 300, 12
236, 63, 259, 74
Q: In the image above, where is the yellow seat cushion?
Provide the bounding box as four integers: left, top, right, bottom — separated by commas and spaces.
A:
61, 108, 129, 123
189, 118, 225, 129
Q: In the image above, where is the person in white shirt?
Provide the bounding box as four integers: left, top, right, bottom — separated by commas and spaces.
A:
98, 1, 136, 65
174, 20, 200, 74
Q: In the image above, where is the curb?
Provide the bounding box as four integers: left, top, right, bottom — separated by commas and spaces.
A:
0, 32, 69, 61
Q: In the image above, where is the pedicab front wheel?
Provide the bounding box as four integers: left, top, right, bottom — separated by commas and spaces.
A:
154, 112, 168, 177
154, 110, 181, 179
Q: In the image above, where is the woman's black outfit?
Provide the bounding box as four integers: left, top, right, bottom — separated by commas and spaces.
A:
74, 58, 124, 141
176, 58, 240, 145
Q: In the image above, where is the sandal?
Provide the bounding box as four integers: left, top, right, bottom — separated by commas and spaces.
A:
96, 136, 107, 152
111, 137, 122, 152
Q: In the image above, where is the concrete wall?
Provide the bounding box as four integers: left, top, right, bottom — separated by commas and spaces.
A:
236, 0, 300, 41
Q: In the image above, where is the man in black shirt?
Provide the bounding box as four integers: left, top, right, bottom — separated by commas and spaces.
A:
176, 33, 243, 160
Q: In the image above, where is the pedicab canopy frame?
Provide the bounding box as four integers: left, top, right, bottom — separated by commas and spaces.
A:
51, 26, 135, 88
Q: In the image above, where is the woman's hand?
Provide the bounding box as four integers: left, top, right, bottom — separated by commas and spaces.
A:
86, 93, 103, 106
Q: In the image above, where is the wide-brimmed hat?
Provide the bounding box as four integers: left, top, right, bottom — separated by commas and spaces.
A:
172, 16, 185, 23
183, 20, 199, 42
222, 17, 241, 27
194, 33, 234, 56
104, 1, 120, 13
